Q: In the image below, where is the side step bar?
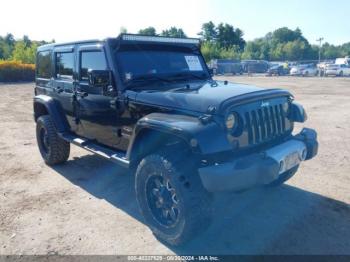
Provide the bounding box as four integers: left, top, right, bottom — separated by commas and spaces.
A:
59, 133, 130, 168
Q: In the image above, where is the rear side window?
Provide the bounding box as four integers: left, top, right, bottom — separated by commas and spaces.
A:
36, 51, 52, 79
80, 51, 107, 81
56, 52, 74, 79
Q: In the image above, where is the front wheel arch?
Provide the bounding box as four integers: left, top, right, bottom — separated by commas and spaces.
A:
127, 129, 195, 169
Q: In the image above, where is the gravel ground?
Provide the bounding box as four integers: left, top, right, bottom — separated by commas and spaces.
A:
0, 76, 349, 255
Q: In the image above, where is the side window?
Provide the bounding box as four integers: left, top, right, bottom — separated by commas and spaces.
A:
36, 51, 52, 79
56, 52, 74, 80
80, 51, 107, 81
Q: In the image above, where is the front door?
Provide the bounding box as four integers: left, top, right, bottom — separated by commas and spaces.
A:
74, 45, 121, 148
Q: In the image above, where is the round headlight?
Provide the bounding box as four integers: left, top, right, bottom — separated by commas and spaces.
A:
226, 113, 236, 129
282, 102, 289, 113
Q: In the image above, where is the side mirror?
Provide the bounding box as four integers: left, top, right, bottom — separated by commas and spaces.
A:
88, 69, 111, 87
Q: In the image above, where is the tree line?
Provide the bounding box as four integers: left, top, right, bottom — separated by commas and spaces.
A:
0, 33, 52, 64
137, 23, 350, 62
1, 22, 349, 64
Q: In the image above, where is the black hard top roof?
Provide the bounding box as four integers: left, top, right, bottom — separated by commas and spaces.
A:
37, 34, 201, 52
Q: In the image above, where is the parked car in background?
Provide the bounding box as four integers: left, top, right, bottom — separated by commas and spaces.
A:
241, 60, 269, 73
335, 57, 350, 66
290, 64, 318, 76
266, 63, 289, 76
317, 61, 334, 76
209, 59, 243, 75
325, 63, 350, 77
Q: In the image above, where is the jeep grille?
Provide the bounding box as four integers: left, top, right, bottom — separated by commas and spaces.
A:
244, 103, 287, 145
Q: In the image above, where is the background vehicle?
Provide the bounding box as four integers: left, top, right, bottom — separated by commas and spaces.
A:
335, 57, 350, 65
209, 59, 243, 75
266, 63, 288, 76
325, 64, 350, 76
290, 64, 318, 76
317, 61, 334, 76
33, 34, 318, 246
241, 60, 269, 73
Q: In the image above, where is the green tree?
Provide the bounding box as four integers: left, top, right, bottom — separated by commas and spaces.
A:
216, 23, 245, 50
321, 43, 343, 59
0, 34, 15, 60
138, 27, 157, 36
161, 27, 187, 38
340, 42, 350, 56
241, 39, 269, 60
4, 33, 15, 47
271, 27, 304, 44
120, 27, 127, 33
201, 42, 241, 62
23, 35, 31, 48
282, 40, 308, 60
12, 41, 37, 63
198, 21, 217, 42
0, 38, 12, 60
201, 42, 221, 61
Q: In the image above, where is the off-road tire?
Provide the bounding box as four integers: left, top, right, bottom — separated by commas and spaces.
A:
135, 150, 212, 246
267, 165, 299, 187
36, 115, 70, 165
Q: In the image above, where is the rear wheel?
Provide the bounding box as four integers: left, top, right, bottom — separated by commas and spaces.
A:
36, 115, 70, 165
267, 165, 299, 187
135, 150, 212, 246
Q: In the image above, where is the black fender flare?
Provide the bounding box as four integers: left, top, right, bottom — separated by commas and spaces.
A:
33, 95, 70, 133
126, 112, 232, 161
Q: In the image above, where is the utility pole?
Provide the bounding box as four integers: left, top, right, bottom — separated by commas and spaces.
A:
316, 37, 324, 76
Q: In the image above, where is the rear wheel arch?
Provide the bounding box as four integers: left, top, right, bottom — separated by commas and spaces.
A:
33, 96, 70, 133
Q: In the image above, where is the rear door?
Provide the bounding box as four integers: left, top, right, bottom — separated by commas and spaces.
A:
52, 46, 77, 131
35, 50, 54, 96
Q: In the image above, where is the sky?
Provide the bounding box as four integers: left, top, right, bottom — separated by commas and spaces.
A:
1, 0, 349, 45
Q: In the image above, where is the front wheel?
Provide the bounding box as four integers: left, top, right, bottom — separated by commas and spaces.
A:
135, 151, 212, 246
36, 115, 70, 165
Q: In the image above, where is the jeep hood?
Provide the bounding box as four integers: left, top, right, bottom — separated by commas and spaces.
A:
132, 81, 291, 114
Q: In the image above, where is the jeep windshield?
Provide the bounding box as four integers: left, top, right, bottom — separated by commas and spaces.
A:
116, 50, 210, 89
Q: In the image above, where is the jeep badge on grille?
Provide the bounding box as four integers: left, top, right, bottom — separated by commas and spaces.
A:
261, 101, 270, 107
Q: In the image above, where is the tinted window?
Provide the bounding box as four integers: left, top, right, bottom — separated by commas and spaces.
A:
37, 51, 52, 79
117, 50, 209, 85
56, 52, 74, 79
80, 51, 107, 80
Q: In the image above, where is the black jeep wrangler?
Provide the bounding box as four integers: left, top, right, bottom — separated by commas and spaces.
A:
34, 34, 318, 245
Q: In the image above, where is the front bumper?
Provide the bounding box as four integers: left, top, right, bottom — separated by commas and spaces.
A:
198, 128, 318, 192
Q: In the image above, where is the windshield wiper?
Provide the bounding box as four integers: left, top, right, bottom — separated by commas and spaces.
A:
125, 75, 172, 88
169, 72, 209, 81
126, 75, 170, 84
